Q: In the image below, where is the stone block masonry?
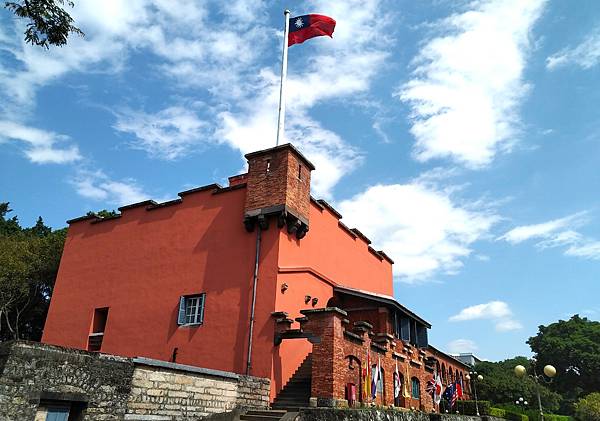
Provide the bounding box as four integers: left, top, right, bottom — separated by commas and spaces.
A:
127, 358, 270, 420
0, 341, 269, 421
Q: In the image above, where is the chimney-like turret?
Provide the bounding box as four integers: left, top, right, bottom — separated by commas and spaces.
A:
243, 143, 314, 239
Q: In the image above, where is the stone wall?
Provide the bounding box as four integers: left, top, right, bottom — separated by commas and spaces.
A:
0, 341, 269, 421
297, 408, 504, 421
126, 358, 270, 420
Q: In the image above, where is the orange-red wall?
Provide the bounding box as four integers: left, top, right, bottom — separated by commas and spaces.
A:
43, 187, 279, 379
43, 185, 396, 400
278, 201, 393, 296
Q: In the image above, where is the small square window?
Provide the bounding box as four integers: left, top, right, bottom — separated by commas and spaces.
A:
177, 294, 205, 326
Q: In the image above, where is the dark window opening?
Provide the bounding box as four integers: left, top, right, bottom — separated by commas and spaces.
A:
298, 164, 302, 180
411, 377, 420, 399
177, 294, 205, 326
88, 307, 108, 352
38, 399, 86, 421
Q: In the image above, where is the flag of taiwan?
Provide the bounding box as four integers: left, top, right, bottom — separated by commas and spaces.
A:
288, 14, 336, 46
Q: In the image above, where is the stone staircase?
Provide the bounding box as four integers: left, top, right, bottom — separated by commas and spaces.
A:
240, 409, 289, 421
271, 353, 312, 411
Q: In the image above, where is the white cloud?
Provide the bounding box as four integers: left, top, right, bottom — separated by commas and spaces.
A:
547, 28, 600, 70
337, 181, 498, 281
449, 301, 522, 331
499, 212, 600, 260
499, 212, 586, 244
450, 301, 512, 321
495, 319, 524, 332
72, 170, 149, 206
213, 0, 391, 198
447, 339, 478, 354
1, 0, 393, 198
113, 106, 208, 160
0, 120, 81, 164
397, 0, 546, 167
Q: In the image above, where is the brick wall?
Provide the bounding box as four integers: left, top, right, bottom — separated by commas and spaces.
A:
244, 145, 312, 225
0, 341, 269, 421
294, 308, 470, 411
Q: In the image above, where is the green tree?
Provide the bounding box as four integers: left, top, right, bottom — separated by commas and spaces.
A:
528, 316, 600, 412
0, 203, 21, 236
3, 0, 84, 48
574, 393, 600, 421
0, 203, 66, 341
86, 209, 118, 218
476, 356, 561, 413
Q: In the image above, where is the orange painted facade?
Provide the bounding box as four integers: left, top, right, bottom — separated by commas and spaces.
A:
42, 144, 469, 407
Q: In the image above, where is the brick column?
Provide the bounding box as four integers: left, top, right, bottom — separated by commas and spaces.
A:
300, 307, 348, 407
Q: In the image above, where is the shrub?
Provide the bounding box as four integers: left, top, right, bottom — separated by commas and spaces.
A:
490, 407, 507, 418
504, 409, 529, 421
458, 400, 491, 415
574, 393, 600, 421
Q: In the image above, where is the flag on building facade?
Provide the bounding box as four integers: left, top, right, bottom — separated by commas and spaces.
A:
443, 383, 455, 408
426, 378, 435, 397
457, 375, 464, 399
403, 363, 411, 399
371, 357, 381, 399
451, 382, 459, 408
363, 349, 371, 401
434, 371, 443, 405
394, 361, 401, 399
288, 14, 336, 46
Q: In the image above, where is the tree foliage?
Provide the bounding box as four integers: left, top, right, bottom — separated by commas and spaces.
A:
528, 316, 600, 412
574, 393, 600, 421
86, 209, 118, 218
475, 356, 561, 413
3, 0, 84, 48
0, 203, 66, 341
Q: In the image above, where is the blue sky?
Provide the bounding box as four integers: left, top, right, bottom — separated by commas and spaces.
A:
1, 0, 599, 361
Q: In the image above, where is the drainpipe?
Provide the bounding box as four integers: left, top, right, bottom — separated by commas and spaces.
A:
246, 226, 262, 375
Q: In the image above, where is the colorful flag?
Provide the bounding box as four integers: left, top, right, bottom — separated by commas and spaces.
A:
434, 371, 443, 405
288, 14, 336, 46
426, 378, 435, 396
403, 363, 411, 399
394, 361, 401, 399
456, 380, 463, 399
443, 383, 455, 408
371, 357, 380, 399
451, 382, 458, 408
365, 349, 371, 401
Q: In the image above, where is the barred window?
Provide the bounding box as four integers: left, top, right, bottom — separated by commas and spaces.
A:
177, 294, 205, 326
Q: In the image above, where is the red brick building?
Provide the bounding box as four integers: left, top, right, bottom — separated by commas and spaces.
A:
42, 143, 469, 410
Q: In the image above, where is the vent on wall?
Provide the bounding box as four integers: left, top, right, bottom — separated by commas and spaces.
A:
88, 307, 109, 352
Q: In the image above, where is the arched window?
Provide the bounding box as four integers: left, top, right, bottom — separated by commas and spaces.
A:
441, 363, 447, 384
411, 377, 420, 399
394, 372, 404, 406
372, 365, 384, 396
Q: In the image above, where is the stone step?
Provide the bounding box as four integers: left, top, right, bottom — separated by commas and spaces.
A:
271, 405, 306, 411
246, 410, 288, 417
240, 415, 284, 421
272, 398, 309, 406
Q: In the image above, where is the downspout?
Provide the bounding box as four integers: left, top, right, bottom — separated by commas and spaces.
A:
246, 227, 262, 375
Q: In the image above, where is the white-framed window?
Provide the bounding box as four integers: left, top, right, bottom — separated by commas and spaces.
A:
177, 294, 205, 326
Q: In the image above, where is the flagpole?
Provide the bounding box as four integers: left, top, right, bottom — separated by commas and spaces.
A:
276, 9, 290, 146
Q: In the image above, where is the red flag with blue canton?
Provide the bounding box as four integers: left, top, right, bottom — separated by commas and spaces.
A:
288, 14, 336, 46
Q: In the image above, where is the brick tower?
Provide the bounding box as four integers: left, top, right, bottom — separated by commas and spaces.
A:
243, 143, 314, 238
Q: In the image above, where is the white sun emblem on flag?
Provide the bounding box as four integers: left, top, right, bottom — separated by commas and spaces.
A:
295, 18, 304, 28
